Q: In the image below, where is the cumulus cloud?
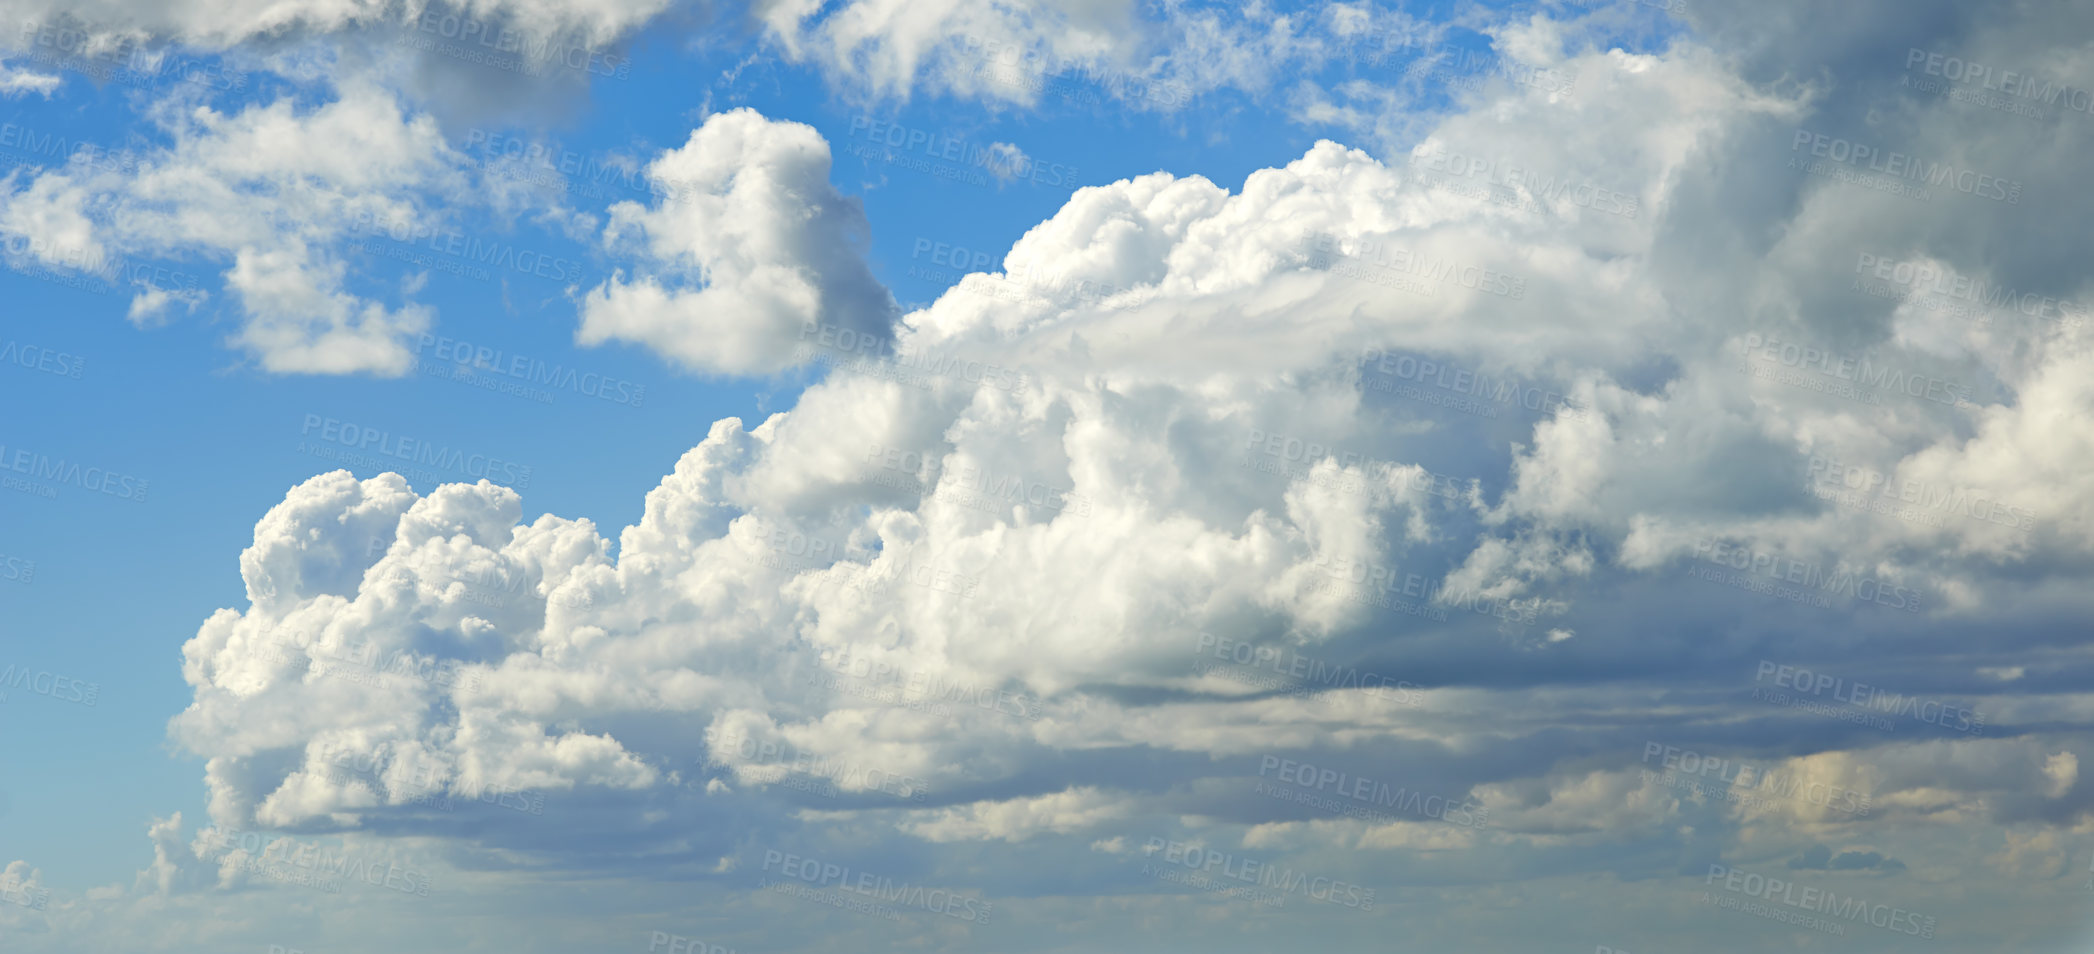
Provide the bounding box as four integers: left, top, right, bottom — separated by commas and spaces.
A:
0, 83, 470, 373
149, 17, 2094, 895
0, 4, 2057, 952
576, 107, 899, 375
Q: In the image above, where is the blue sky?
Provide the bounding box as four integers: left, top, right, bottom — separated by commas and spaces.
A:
2, 0, 2092, 951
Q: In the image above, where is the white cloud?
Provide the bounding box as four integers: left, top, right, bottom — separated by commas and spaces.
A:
0, 61, 59, 96
160, 35, 2094, 875
752, 0, 1364, 110
125, 280, 208, 326
897, 786, 1131, 842
0, 5, 2051, 949
0, 83, 470, 374
3, 0, 673, 53
576, 108, 899, 375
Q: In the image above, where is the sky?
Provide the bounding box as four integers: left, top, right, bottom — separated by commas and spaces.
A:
0, 0, 2091, 951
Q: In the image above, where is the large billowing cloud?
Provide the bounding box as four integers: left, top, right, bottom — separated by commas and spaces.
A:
144, 7, 2091, 911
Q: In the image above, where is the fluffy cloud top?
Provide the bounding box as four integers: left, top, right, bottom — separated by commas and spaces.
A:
160, 37, 2094, 887
577, 107, 899, 375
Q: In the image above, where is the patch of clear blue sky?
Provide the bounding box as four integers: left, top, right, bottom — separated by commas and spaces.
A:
0, 0, 1679, 890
